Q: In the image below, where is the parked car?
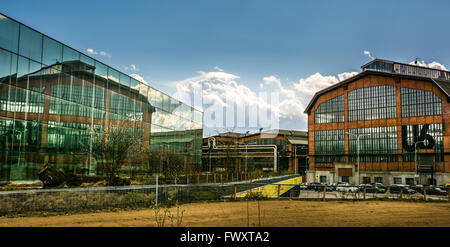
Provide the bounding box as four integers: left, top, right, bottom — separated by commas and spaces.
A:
359, 184, 386, 193
425, 186, 448, 196
313, 183, 333, 192
412, 184, 424, 193
389, 184, 415, 194
308, 182, 322, 190
299, 183, 310, 190
336, 184, 359, 193
371, 183, 387, 193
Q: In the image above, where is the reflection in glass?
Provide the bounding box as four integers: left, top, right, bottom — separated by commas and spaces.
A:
43, 36, 62, 66
19, 25, 43, 62
0, 14, 19, 53
0, 15, 203, 182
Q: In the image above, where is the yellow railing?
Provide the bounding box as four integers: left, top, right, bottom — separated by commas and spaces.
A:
236, 176, 302, 198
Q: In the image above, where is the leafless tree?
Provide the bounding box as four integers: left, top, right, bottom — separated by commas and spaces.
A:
90, 126, 144, 185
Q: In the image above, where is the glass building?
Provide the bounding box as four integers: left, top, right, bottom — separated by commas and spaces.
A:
305, 59, 450, 186
0, 13, 203, 182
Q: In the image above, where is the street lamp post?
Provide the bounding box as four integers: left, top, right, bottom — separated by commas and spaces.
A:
294, 144, 297, 174
346, 132, 371, 185
245, 144, 248, 173
414, 140, 425, 184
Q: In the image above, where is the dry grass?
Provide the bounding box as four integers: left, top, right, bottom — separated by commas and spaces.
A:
0, 200, 449, 227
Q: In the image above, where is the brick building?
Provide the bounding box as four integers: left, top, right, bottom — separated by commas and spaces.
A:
304, 59, 450, 186
202, 129, 308, 174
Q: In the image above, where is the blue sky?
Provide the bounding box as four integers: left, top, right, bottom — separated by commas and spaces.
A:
2, 0, 450, 135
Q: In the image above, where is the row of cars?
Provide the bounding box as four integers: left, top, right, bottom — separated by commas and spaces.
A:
389, 184, 448, 195
298, 182, 449, 195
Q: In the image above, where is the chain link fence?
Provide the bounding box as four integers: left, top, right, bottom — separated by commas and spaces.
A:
0, 175, 448, 216
0, 175, 296, 216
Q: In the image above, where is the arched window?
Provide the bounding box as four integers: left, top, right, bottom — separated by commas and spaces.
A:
314, 95, 344, 124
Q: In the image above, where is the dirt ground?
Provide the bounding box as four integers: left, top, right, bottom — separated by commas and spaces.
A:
0, 200, 449, 227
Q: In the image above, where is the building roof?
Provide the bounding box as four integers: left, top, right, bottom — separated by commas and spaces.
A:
304, 69, 450, 114
286, 137, 308, 145
361, 58, 450, 74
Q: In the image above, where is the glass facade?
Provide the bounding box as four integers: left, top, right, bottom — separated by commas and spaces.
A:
314, 95, 344, 124
314, 129, 345, 163
0, 14, 203, 182
401, 88, 442, 117
348, 126, 398, 162
348, 85, 396, 121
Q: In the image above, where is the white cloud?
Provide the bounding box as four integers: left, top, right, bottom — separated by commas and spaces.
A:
99, 51, 111, 58
172, 68, 358, 135
130, 73, 148, 85
86, 48, 111, 58
214, 66, 224, 72
292, 72, 358, 96
86, 48, 98, 55
124, 64, 138, 71
409, 60, 448, 71
363, 50, 375, 60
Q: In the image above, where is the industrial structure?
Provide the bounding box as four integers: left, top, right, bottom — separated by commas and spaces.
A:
305, 59, 450, 186
0, 13, 203, 182
202, 129, 308, 174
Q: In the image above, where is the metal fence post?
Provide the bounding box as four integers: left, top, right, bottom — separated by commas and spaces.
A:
197, 174, 200, 184
234, 184, 237, 200
187, 174, 189, 184
277, 184, 281, 199
323, 185, 326, 201
363, 187, 366, 200
448, 188, 450, 201
206, 173, 209, 184
156, 175, 158, 207
214, 173, 216, 184
423, 186, 427, 201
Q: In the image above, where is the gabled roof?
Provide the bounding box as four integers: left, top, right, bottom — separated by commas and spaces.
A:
304, 70, 450, 114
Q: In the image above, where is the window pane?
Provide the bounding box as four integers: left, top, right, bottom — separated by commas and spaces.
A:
94, 61, 108, 80
119, 72, 130, 87
19, 25, 43, 62
0, 14, 19, 53
0, 50, 12, 82
80, 53, 94, 66
63, 45, 80, 62
43, 36, 62, 65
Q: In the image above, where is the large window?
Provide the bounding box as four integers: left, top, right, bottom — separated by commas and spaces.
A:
314, 129, 345, 163
402, 123, 444, 162
348, 85, 396, 121
46, 121, 95, 152
314, 95, 344, 124
401, 88, 442, 117
348, 126, 398, 162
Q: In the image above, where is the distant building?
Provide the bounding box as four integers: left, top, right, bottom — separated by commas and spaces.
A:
202, 129, 308, 174
304, 59, 450, 186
